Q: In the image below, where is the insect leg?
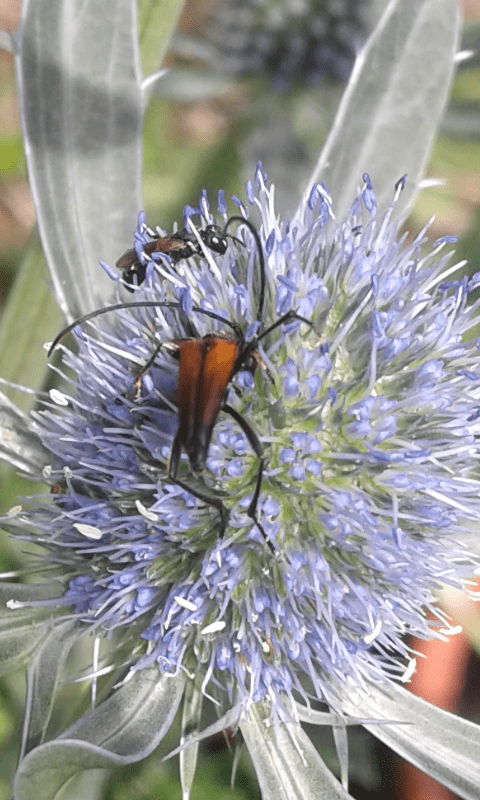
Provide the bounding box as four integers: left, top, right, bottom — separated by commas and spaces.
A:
168, 432, 229, 536
222, 404, 274, 551
222, 403, 262, 458
134, 340, 164, 395
257, 309, 318, 343
247, 459, 274, 553
170, 478, 229, 537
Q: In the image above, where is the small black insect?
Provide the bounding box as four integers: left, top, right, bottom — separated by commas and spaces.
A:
116, 224, 230, 291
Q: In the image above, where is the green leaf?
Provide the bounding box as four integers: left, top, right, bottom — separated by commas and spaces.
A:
180, 679, 203, 800
0, 389, 48, 473
240, 704, 353, 800
61, 667, 185, 752
0, 31, 14, 53
21, 621, 79, 758
15, 0, 144, 321
164, 707, 240, 761
0, 582, 64, 605
332, 723, 349, 791
304, 0, 461, 221
138, 0, 185, 78
0, 238, 63, 414
343, 682, 480, 800
14, 743, 122, 800
0, 131, 24, 173
442, 101, 480, 140
0, 582, 65, 675
460, 19, 480, 70
14, 669, 185, 800
152, 67, 236, 101
53, 771, 108, 800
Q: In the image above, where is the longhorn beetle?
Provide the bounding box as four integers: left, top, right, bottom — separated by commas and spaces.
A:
49, 216, 316, 544
116, 222, 240, 292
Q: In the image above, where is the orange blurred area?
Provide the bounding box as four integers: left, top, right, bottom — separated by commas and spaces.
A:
463, 0, 480, 17
400, 583, 480, 800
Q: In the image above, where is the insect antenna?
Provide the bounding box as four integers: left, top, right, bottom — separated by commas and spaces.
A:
224, 216, 266, 323
48, 302, 242, 357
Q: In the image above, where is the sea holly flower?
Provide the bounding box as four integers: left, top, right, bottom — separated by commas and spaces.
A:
2, 164, 480, 797
195, 0, 371, 90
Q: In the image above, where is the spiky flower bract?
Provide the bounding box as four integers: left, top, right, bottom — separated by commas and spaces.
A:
201, 0, 370, 90
3, 166, 478, 735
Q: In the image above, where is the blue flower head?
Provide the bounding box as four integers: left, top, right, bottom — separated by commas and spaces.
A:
4, 166, 477, 727
202, 0, 370, 89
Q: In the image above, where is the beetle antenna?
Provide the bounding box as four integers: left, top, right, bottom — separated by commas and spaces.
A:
48, 301, 242, 357
48, 302, 180, 357
224, 216, 266, 323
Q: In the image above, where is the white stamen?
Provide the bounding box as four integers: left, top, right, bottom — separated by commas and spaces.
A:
174, 596, 198, 612
364, 619, 382, 644
6, 599, 24, 609
73, 523, 103, 540
49, 389, 69, 406
401, 658, 417, 683
201, 620, 226, 635
135, 500, 159, 522
439, 624, 462, 636
455, 49, 475, 65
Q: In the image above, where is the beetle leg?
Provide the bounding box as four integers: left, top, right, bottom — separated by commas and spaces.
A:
134, 340, 164, 396
170, 476, 229, 537
222, 405, 274, 551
